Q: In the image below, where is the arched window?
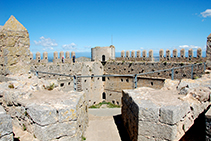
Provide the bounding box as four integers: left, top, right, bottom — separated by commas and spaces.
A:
102, 92, 106, 100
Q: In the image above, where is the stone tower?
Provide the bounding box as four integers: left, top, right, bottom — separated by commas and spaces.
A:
206, 33, 211, 69
91, 45, 115, 62
0, 15, 30, 75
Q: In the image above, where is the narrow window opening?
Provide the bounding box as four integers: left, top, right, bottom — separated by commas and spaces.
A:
102, 77, 105, 81
102, 92, 106, 100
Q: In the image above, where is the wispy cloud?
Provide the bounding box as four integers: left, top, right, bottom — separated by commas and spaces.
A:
201, 9, 211, 18
84, 46, 92, 49
62, 43, 77, 50
179, 45, 201, 49
34, 36, 58, 50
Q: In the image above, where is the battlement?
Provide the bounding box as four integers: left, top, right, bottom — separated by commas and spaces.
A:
30, 51, 76, 64
116, 48, 205, 63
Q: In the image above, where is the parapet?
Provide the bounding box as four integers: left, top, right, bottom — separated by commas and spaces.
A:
159, 48, 205, 62
116, 50, 154, 62
30, 51, 76, 64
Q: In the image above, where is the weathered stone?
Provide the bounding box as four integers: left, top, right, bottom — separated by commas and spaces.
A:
34, 121, 76, 141
0, 106, 13, 139
27, 103, 58, 126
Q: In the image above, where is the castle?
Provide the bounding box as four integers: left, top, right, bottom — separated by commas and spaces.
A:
1, 15, 211, 141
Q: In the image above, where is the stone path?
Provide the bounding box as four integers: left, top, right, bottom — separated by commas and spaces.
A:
85, 108, 128, 141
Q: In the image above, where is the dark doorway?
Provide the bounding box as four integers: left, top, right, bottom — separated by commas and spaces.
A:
102, 55, 105, 62
102, 92, 106, 100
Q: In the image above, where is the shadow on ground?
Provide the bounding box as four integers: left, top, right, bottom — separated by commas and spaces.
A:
113, 114, 131, 141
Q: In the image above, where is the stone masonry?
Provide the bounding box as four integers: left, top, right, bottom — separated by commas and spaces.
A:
122, 73, 211, 141
0, 15, 30, 75
0, 105, 13, 141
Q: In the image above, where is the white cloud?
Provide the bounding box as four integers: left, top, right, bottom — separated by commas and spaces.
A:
179, 45, 201, 49
201, 9, 211, 18
179, 45, 189, 48
62, 43, 77, 50
34, 36, 58, 50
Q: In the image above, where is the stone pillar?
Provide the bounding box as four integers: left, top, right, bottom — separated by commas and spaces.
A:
131, 51, 135, 58
126, 51, 130, 58
159, 49, 164, 58
137, 50, 141, 58
30, 52, 33, 61
71, 51, 75, 63
42, 52, 48, 63
0, 15, 30, 74
142, 50, 147, 61
110, 45, 115, 60
60, 51, 64, 63
197, 48, 202, 58
207, 34, 211, 68
180, 49, 185, 58
173, 49, 178, 58
66, 51, 70, 59
121, 50, 125, 57
149, 50, 153, 61
188, 49, 193, 58
53, 51, 58, 64
166, 49, 171, 60
36, 52, 41, 63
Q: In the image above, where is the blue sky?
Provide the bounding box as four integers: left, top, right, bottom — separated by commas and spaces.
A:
1, 0, 211, 57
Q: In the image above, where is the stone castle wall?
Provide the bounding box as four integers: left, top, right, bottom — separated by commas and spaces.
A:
91, 45, 115, 62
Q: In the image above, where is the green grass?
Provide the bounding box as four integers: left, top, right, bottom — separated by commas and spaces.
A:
89, 101, 120, 108
8, 84, 14, 89
81, 135, 86, 140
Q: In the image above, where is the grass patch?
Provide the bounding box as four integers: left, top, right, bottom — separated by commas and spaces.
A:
89, 101, 120, 108
43, 83, 55, 91
23, 124, 26, 131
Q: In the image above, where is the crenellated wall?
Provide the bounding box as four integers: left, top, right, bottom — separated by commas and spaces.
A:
116, 50, 154, 61
116, 48, 206, 63
30, 51, 76, 64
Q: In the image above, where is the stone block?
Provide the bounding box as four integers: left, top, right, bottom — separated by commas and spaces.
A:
0, 106, 13, 139
0, 133, 13, 141
137, 100, 159, 122
159, 103, 189, 124
58, 107, 77, 122
34, 121, 76, 141
27, 104, 58, 125
138, 121, 177, 140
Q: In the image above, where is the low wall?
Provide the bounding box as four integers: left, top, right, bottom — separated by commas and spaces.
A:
0, 74, 88, 141
122, 74, 211, 141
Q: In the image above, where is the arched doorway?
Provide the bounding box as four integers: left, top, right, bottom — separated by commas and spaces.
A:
102, 55, 105, 62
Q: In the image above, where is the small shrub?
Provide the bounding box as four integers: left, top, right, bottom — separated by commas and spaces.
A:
28, 76, 32, 79
33, 134, 36, 138
23, 124, 26, 131
8, 84, 14, 89
81, 135, 86, 140
194, 76, 199, 79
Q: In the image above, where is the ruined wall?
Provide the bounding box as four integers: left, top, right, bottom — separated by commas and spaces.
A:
91, 45, 115, 61
31, 62, 104, 106
0, 15, 30, 75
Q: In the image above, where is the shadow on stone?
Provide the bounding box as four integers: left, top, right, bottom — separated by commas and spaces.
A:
179, 111, 206, 141
113, 114, 131, 141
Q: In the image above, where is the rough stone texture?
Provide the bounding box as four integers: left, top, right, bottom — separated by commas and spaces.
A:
0, 15, 30, 75
91, 45, 115, 62
206, 33, 211, 69
122, 73, 211, 141
205, 108, 211, 140
0, 105, 13, 141
0, 74, 88, 141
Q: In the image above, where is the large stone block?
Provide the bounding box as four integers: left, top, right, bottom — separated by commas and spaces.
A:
27, 104, 58, 126
138, 121, 177, 140
34, 121, 76, 141
159, 103, 189, 124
